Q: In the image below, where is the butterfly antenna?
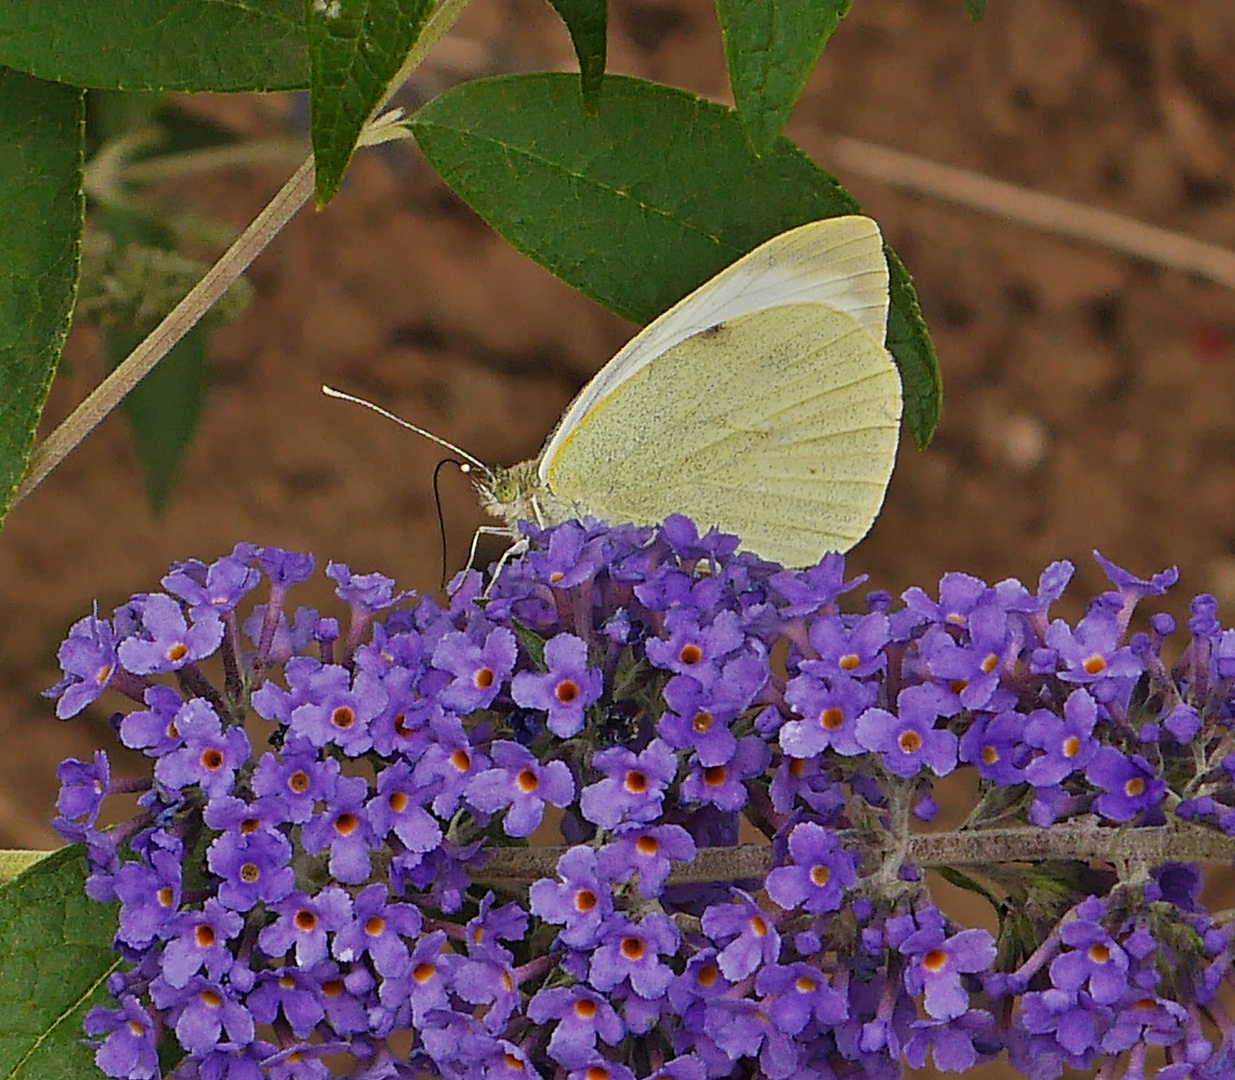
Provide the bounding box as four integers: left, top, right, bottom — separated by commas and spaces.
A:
431, 458, 465, 588
321, 385, 489, 471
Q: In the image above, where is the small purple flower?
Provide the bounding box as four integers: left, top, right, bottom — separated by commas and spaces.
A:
300, 774, 376, 883
153, 699, 250, 799
900, 919, 997, 1020
1093, 551, 1179, 635
589, 912, 680, 999
855, 684, 958, 778
85, 995, 160, 1080
527, 985, 625, 1066
380, 929, 456, 1025
799, 610, 890, 680
958, 710, 1026, 786
250, 740, 340, 824
288, 664, 387, 755
1051, 906, 1129, 1006
116, 593, 224, 675
53, 751, 110, 840
114, 845, 182, 948
597, 823, 696, 898
245, 964, 328, 1039
1045, 607, 1142, 699
413, 710, 491, 818
119, 684, 187, 757
657, 652, 765, 765
529, 845, 615, 948
150, 974, 254, 1054
331, 883, 422, 977
701, 890, 780, 981
1086, 747, 1166, 823
754, 962, 848, 1035
258, 887, 353, 967
680, 736, 770, 811
765, 821, 857, 914
47, 613, 121, 719
325, 561, 405, 613
511, 632, 602, 737
432, 627, 517, 712
366, 761, 443, 854
580, 738, 677, 829
258, 546, 315, 587
919, 601, 1015, 711
1023, 689, 1100, 787
465, 740, 574, 837
645, 609, 745, 690
901, 571, 993, 630
163, 545, 261, 620
161, 898, 244, 987
206, 825, 294, 911
780, 673, 873, 758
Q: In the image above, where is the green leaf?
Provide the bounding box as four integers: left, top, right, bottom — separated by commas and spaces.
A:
546, 0, 608, 113
106, 325, 209, 516
964, 0, 987, 23
0, 69, 84, 531
0, 0, 308, 92
409, 73, 941, 447
885, 247, 942, 447
0, 846, 121, 1080
308, 0, 433, 205
716, 0, 851, 154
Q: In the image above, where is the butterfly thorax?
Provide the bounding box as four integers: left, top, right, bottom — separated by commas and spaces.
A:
474, 459, 579, 530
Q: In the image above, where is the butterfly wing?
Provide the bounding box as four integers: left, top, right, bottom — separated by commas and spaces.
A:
542, 303, 901, 567
538, 216, 891, 481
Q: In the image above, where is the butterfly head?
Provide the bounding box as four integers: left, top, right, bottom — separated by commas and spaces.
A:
473, 460, 545, 528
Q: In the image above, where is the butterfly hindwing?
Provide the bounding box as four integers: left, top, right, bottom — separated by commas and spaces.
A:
543, 303, 901, 567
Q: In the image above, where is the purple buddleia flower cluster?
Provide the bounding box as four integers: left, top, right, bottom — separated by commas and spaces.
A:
47, 519, 1235, 1080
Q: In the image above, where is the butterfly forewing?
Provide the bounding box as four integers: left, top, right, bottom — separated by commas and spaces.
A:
542, 303, 902, 567
538, 216, 892, 481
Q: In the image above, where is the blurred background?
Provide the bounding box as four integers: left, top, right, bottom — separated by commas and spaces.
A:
2, 2, 1234, 1052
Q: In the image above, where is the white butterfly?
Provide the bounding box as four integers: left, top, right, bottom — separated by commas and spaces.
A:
328, 214, 902, 569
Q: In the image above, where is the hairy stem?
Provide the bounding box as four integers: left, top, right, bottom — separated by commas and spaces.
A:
471, 820, 1235, 888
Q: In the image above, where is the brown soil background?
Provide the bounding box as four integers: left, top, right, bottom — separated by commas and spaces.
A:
3, 0, 1235, 1072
